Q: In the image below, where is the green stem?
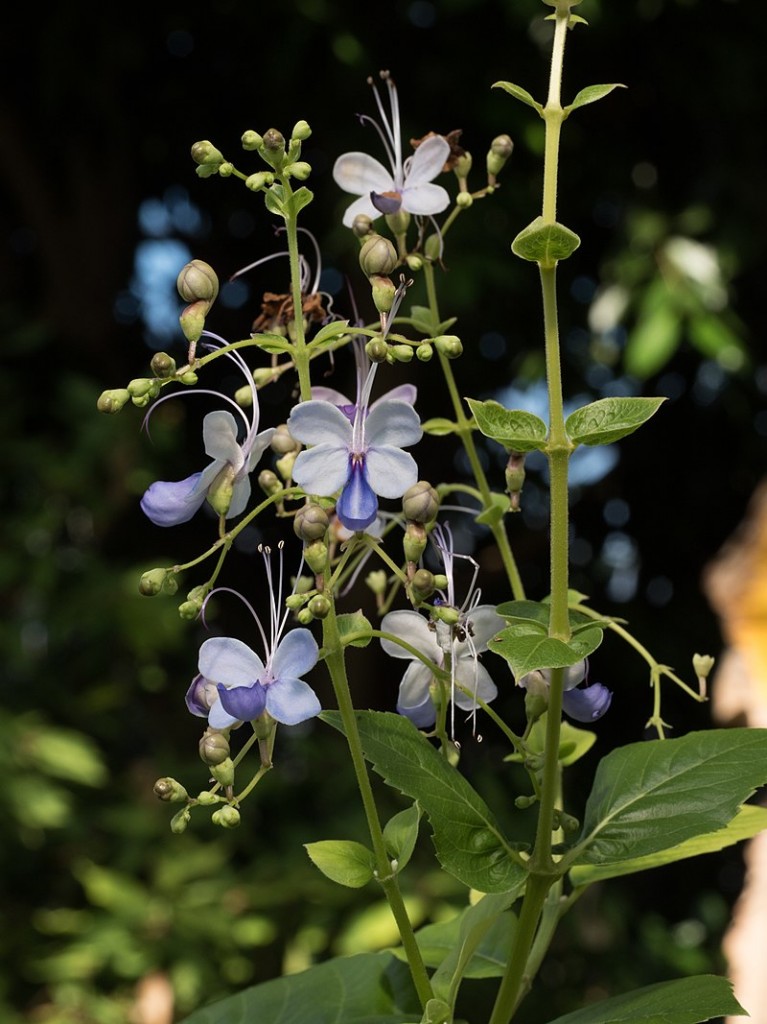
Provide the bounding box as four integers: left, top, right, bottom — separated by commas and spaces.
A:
488, 874, 552, 1024
321, 605, 434, 1008
282, 179, 313, 402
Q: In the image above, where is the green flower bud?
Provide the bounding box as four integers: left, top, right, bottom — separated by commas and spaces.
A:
410, 568, 436, 601
433, 604, 459, 626
131, 394, 150, 408
303, 540, 328, 575
212, 805, 241, 829
560, 812, 580, 835
693, 653, 715, 697
97, 388, 130, 414
162, 574, 179, 596
366, 338, 389, 363
505, 452, 526, 512
235, 385, 253, 408
294, 503, 329, 542
210, 757, 235, 789
153, 777, 189, 803
297, 608, 314, 625
370, 274, 396, 314
307, 594, 331, 619
390, 344, 413, 363
293, 575, 315, 594
288, 161, 312, 180
258, 469, 282, 496
170, 807, 192, 834
416, 343, 433, 362
127, 377, 153, 399
253, 367, 277, 387
139, 567, 168, 597
434, 335, 463, 359
191, 140, 225, 167
291, 120, 312, 141
524, 690, 549, 726
385, 209, 411, 237
487, 134, 514, 182
245, 171, 274, 191
195, 790, 221, 805
453, 150, 473, 180
514, 794, 536, 809
271, 423, 298, 456
206, 465, 235, 517
404, 522, 428, 564
365, 570, 388, 596
241, 130, 263, 151
352, 214, 374, 238
199, 729, 230, 766
179, 299, 211, 345
285, 592, 311, 611
424, 234, 442, 261
456, 192, 473, 209
359, 235, 398, 277
433, 574, 449, 590
275, 450, 297, 481
218, 162, 234, 177
403, 481, 440, 524
178, 600, 202, 621
150, 351, 177, 378
179, 370, 198, 385
178, 259, 219, 304
406, 254, 424, 272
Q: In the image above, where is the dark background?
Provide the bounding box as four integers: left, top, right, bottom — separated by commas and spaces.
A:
2, 1, 765, 1021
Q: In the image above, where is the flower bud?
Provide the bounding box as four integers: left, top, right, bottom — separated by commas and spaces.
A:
253, 367, 277, 386
307, 594, 331, 619
303, 540, 328, 575
241, 130, 262, 151
390, 344, 413, 363
150, 351, 177, 378
403, 481, 440, 524
505, 452, 526, 512
275, 450, 297, 481
258, 469, 282, 497
163, 574, 179, 596
453, 150, 473, 181
128, 378, 154, 399
433, 604, 460, 626
515, 794, 536, 809
97, 388, 130, 414
139, 567, 168, 597
131, 394, 150, 409
359, 235, 398, 278
456, 192, 473, 209
179, 600, 203, 621
179, 299, 210, 345
177, 260, 219, 304
406, 254, 424, 273
424, 234, 442, 261
196, 790, 220, 805
410, 569, 436, 601
352, 214, 374, 239
291, 120, 312, 141
432, 574, 448, 590
416, 343, 433, 362
366, 570, 388, 596
199, 729, 230, 766
210, 757, 235, 789
366, 338, 389, 363
297, 608, 314, 625
212, 805, 241, 828
370, 275, 397, 314
206, 465, 235, 517
288, 161, 312, 180
285, 592, 310, 611
154, 777, 188, 803
245, 171, 274, 191
261, 128, 286, 168
270, 423, 298, 456
487, 134, 514, 182
403, 522, 428, 564
235, 385, 253, 408
170, 807, 192, 834
434, 335, 463, 359
191, 140, 225, 167
179, 370, 198, 385
294, 503, 329, 542
693, 653, 715, 697
218, 162, 234, 177
385, 209, 411, 237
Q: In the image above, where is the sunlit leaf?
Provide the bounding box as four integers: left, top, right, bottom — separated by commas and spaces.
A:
305, 839, 375, 888
566, 397, 665, 446
466, 399, 548, 452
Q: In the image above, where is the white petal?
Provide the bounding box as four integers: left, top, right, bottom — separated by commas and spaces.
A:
311, 386, 353, 407
461, 606, 507, 653
246, 428, 276, 472
404, 135, 450, 186
266, 677, 321, 725
397, 661, 435, 712
270, 629, 319, 680
292, 445, 350, 496
365, 400, 422, 448
365, 446, 418, 498
203, 410, 242, 467
380, 610, 441, 663
198, 636, 264, 687
453, 661, 498, 711
370, 384, 417, 410
333, 152, 394, 196
340, 194, 384, 228
227, 475, 251, 519
207, 701, 239, 730
402, 182, 451, 217
287, 400, 353, 447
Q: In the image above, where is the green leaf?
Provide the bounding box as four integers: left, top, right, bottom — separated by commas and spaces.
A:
565, 396, 666, 446
310, 318, 351, 348
688, 313, 747, 369
564, 83, 626, 114
527, 716, 596, 767
542, 975, 745, 1024
263, 185, 286, 218
466, 399, 547, 452
624, 288, 682, 378
383, 803, 421, 871
475, 492, 510, 527
337, 610, 373, 648
252, 332, 292, 354
490, 624, 603, 678
511, 217, 581, 267
409, 304, 438, 335
289, 185, 314, 216
322, 711, 527, 894
421, 417, 461, 437
573, 728, 767, 866
305, 839, 375, 888
180, 950, 420, 1023
492, 80, 543, 114
571, 804, 767, 887
430, 893, 517, 1003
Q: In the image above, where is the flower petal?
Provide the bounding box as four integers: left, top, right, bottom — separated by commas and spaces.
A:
198, 636, 264, 687
310, 386, 353, 407
292, 445, 350, 496
247, 428, 276, 472
396, 661, 437, 728
562, 660, 587, 690
207, 700, 240, 730
185, 675, 218, 717
460, 606, 507, 654
370, 384, 417, 410
405, 134, 450, 186
401, 182, 451, 217
270, 628, 319, 681
562, 683, 612, 722
340, 194, 385, 228
287, 400, 353, 447
203, 410, 243, 468
218, 680, 267, 722
140, 472, 208, 527
336, 460, 378, 531
228, 475, 251, 519
333, 152, 394, 196
266, 676, 322, 725
453, 661, 498, 711
365, 400, 422, 448
365, 446, 418, 498
380, 610, 441, 662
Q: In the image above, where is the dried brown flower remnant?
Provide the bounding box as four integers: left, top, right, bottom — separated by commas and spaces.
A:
411, 129, 465, 173
251, 291, 327, 334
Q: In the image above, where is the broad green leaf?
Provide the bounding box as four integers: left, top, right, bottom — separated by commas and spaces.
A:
475, 492, 510, 527
322, 711, 527, 894
572, 728, 767, 865
289, 185, 314, 216
512, 217, 581, 267
465, 399, 547, 452
542, 975, 745, 1024
490, 624, 603, 678
496, 600, 609, 636
310, 318, 351, 348
263, 185, 286, 218
421, 417, 460, 437
337, 610, 373, 648
304, 839, 375, 888
565, 396, 666, 446
570, 804, 767, 886
180, 950, 420, 1023
19, 720, 107, 786
492, 80, 543, 114
383, 803, 421, 871
409, 304, 438, 335
564, 83, 626, 114
624, 291, 681, 378
252, 332, 292, 354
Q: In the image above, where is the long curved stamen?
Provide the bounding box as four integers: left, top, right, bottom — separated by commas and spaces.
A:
229, 249, 290, 282
200, 585, 270, 659
383, 72, 404, 188
356, 113, 397, 174
351, 362, 379, 453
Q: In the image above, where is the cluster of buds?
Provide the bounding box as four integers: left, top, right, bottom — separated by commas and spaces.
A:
240, 120, 312, 180
177, 259, 220, 360
271, 423, 302, 481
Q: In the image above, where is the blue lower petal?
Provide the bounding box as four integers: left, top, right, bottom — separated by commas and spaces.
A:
562, 683, 612, 722
336, 459, 378, 531
218, 681, 267, 722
